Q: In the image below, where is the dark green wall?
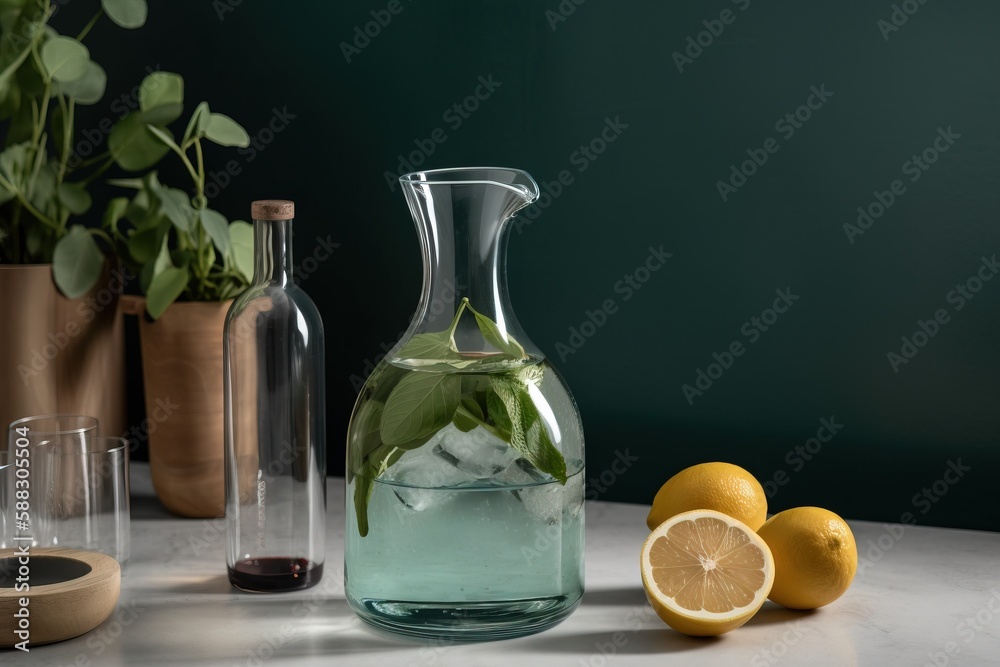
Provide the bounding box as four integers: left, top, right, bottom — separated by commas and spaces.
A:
60, 0, 1000, 530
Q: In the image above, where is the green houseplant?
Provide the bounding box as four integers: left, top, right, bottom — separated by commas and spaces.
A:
0, 0, 150, 263
2, 0, 255, 517
0, 0, 150, 434
54, 70, 256, 518
52, 70, 255, 317
56, 73, 255, 518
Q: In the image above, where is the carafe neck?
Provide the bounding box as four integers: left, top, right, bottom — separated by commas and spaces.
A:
397, 168, 540, 358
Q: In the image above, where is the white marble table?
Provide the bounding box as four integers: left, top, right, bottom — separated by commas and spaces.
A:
5, 463, 999, 666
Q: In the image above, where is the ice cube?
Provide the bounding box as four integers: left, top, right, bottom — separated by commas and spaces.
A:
384, 427, 477, 511
562, 470, 585, 518
432, 426, 519, 479
500, 459, 564, 525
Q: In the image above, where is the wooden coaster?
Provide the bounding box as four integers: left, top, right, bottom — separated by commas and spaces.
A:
0, 547, 121, 647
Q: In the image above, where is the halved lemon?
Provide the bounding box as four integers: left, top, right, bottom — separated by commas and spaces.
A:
641, 509, 775, 636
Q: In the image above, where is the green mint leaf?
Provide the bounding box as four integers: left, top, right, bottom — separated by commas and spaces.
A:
486, 388, 514, 438
380, 372, 461, 445
518, 393, 568, 484
347, 400, 383, 483
488, 373, 567, 484
453, 397, 485, 433
396, 331, 460, 361
465, 302, 526, 358
353, 443, 404, 537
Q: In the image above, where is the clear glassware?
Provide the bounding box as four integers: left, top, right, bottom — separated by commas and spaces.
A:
42, 435, 131, 568
224, 200, 326, 592
6, 414, 99, 550
345, 167, 586, 640
0, 448, 10, 549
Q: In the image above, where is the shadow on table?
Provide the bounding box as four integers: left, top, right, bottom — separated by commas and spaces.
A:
162, 572, 234, 594
129, 490, 171, 520
92, 596, 415, 661
582, 587, 648, 606
519, 629, 721, 654
744, 601, 816, 626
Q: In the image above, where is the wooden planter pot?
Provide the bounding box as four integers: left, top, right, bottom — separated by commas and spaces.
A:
0, 263, 126, 437
125, 298, 232, 518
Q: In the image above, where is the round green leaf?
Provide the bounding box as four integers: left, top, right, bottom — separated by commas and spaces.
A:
229, 220, 254, 282
199, 208, 230, 256
182, 101, 210, 144
41, 36, 90, 83
0, 143, 30, 191
139, 71, 183, 123
204, 113, 249, 148
103, 196, 130, 228
55, 61, 106, 105
28, 163, 57, 217
101, 0, 148, 29
58, 181, 92, 215
145, 266, 188, 319
127, 222, 167, 263
159, 188, 194, 232
53, 225, 104, 299
108, 112, 171, 171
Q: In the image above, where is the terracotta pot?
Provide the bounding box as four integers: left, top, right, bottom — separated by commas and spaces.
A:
125, 298, 232, 518
0, 263, 126, 436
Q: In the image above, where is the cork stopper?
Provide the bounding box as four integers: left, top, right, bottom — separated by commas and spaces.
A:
251, 200, 294, 220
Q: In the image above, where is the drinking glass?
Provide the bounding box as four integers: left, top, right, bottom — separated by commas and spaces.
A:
46, 436, 131, 568
7, 415, 99, 549
5, 416, 129, 568
0, 449, 10, 549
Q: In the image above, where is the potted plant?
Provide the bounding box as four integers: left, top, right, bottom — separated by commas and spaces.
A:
0, 0, 150, 436
53, 70, 254, 518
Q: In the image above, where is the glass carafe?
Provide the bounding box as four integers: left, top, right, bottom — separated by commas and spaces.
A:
345, 168, 585, 640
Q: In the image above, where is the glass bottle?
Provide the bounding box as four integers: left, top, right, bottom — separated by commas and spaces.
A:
345, 168, 585, 639
224, 200, 326, 592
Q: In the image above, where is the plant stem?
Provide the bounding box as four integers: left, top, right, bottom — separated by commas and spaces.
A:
13, 192, 60, 231
76, 9, 104, 42
29, 50, 51, 153
87, 227, 113, 246
193, 138, 205, 202
0, 169, 57, 232
0, 10, 45, 87
446, 297, 470, 341
79, 155, 116, 187
57, 96, 74, 182
76, 151, 112, 169
173, 147, 200, 189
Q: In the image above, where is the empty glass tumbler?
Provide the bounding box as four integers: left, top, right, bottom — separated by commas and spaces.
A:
4, 416, 130, 568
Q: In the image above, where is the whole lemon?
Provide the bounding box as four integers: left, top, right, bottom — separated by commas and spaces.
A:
646, 462, 767, 531
757, 507, 857, 610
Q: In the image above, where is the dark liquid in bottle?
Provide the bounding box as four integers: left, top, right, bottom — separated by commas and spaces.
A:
228, 557, 322, 592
